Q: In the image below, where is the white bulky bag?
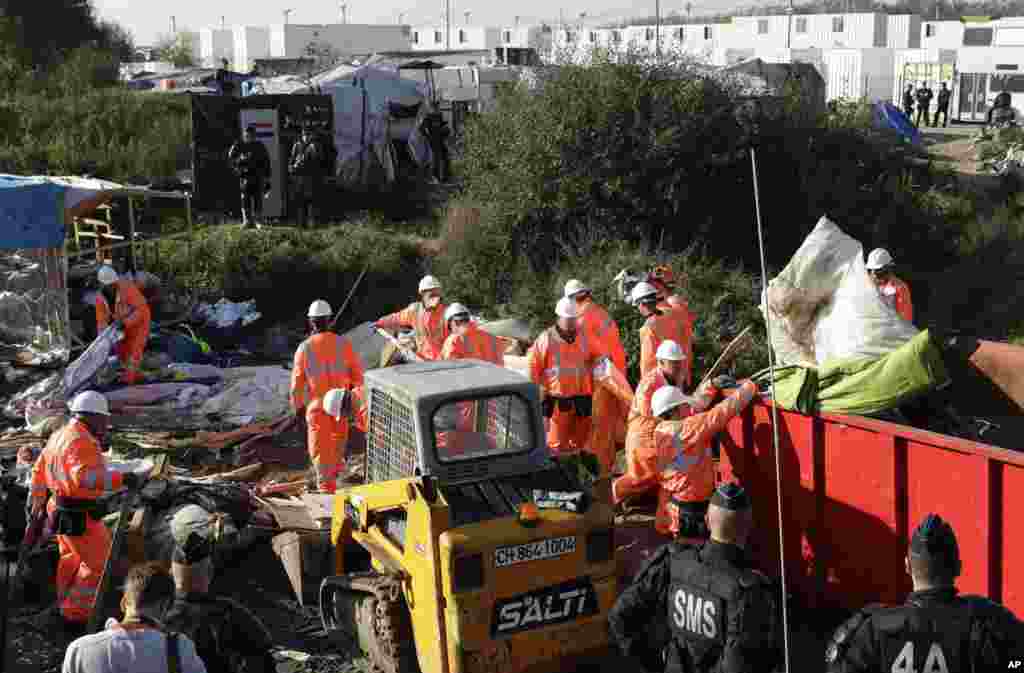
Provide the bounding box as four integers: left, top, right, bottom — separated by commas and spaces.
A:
762, 216, 918, 366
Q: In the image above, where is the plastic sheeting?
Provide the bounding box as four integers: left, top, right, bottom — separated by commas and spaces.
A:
193, 299, 261, 328
0, 250, 70, 365
762, 216, 919, 367
199, 366, 292, 425
755, 330, 949, 416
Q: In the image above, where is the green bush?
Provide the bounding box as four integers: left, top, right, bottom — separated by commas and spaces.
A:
0, 87, 190, 181
148, 224, 424, 327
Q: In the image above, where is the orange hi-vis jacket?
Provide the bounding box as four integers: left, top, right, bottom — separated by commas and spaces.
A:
441, 322, 504, 365
378, 301, 449, 360
527, 326, 595, 398
290, 332, 365, 412
30, 419, 124, 623
577, 298, 627, 374
31, 419, 125, 501
877, 276, 913, 323
95, 280, 150, 333
650, 380, 757, 535
96, 280, 152, 384
617, 376, 716, 504
640, 306, 693, 388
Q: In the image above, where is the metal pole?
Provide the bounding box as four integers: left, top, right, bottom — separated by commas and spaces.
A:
445, 0, 450, 49
787, 0, 794, 49
656, 0, 661, 59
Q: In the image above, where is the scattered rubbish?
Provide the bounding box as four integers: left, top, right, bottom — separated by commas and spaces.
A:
199, 366, 292, 425
194, 298, 262, 329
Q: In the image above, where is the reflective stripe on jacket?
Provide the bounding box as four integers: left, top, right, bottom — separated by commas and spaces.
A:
441, 322, 504, 365
527, 326, 594, 397
378, 301, 449, 360
290, 332, 365, 411
30, 420, 123, 501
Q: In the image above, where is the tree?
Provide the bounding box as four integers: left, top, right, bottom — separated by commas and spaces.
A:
95, 21, 135, 64
2, 0, 106, 70
153, 32, 197, 68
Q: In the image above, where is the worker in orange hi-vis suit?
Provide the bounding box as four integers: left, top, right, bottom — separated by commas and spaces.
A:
30, 391, 150, 628
632, 281, 693, 389
291, 299, 366, 473
95, 265, 151, 385
440, 303, 504, 365
618, 339, 711, 500
865, 248, 913, 323
306, 388, 363, 493
375, 275, 449, 361
563, 279, 627, 375
613, 377, 758, 537
649, 265, 695, 367
528, 297, 598, 457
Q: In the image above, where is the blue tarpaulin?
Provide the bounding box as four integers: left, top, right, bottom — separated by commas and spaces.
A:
0, 176, 67, 250
873, 102, 922, 146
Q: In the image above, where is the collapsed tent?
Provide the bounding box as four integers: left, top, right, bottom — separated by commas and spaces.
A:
0, 175, 127, 367
754, 330, 949, 416
759, 216, 944, 416
309, 61, 433, 188
762, 215, 918, 367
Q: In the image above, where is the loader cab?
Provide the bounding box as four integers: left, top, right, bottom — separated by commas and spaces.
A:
363, 359, 549, 485
323, 360, 617, 673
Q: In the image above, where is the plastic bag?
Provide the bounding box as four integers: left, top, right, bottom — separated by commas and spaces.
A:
763, 216, 918, 366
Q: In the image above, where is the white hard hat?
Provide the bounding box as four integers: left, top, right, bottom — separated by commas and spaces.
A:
655, 340, 686, 362
865, 248, 894, 270
555, 297, 579, 319
444, 303, 470, 323
630, 281, 659, 305
564, 279, 590, 298
97, 265, 119, 286
308, 299, 332, 318
69, 390, 111, 416
418, 275, 442, 293
323, 389, 348, 420
651, 386, 687, 418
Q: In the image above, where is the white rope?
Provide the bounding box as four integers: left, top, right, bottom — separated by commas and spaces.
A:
750, 146, 791, 673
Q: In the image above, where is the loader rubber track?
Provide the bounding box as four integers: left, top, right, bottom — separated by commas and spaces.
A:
336, 571, 419, 673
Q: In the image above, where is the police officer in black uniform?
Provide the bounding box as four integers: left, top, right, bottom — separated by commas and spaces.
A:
288, 123, 325, 228
164, 532, 276, 673
825, 513, 1024, 672
608, 483, 782, 673
228, 126, 272, 229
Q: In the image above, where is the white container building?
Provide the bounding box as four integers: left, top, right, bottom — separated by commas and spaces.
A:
822, 48, 895, 102
233, 26, 271, 73
891, 48, 957, 112
728, 13, 886, 51
886, 15, 922, 48
954, 46, 1024, 121
920, 20, 964, 49
269, 24, 411, 60
199, 28, 235, 68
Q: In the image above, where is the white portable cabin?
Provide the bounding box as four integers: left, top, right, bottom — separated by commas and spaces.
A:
822, 48, 895, 102
920, 20, 965, 50
953, 46, 1024, 122
887, 15, 922, 49
891, 48, 957, 111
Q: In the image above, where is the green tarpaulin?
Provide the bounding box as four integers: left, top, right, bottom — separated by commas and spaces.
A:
755, 330, 949, 416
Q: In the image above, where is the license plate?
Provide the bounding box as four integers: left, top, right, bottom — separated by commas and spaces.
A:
492, 578, 599, 636
494, 536, 577, 568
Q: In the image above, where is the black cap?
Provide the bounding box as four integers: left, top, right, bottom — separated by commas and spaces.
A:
172, 531, 211, 565
909, 513, 959, 565
710, 482, 751, 511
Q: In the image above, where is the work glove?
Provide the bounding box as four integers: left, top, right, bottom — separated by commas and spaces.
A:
113, 319, 125, 331
339, 390, 353, 417
712, 375, 738, 390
